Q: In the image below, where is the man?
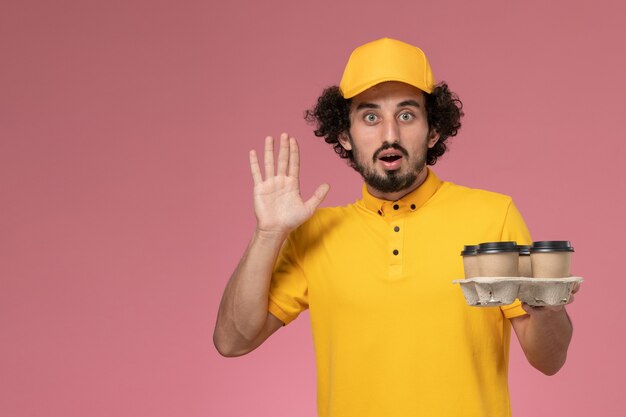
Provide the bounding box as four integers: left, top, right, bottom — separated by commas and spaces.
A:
213, 38, 576, 417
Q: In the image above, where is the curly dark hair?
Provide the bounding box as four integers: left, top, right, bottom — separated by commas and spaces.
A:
304, 83, 463, 165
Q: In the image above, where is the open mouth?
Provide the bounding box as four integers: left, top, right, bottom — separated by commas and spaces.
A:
377, 152, 403, 170
379, 154, 402, 163
374, 144, 408, 170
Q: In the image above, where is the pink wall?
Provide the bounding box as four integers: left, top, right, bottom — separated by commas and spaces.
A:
1, 0, 624, 416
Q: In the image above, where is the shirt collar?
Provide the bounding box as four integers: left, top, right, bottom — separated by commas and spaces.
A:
359, 168, 442, 216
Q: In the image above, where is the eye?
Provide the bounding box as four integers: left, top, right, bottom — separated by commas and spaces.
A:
364, 113, 378, 123
399, 112, 414, 121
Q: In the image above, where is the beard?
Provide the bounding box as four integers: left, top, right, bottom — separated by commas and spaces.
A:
349, 141, 428, 194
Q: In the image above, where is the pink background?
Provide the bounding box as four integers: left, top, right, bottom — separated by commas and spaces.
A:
1, 0, 624, 416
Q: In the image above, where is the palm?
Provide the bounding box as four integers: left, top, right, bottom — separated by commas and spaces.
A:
249, 134, 329, 235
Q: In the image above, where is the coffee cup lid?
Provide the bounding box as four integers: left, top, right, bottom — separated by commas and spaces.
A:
531, 241, 574, 252
476, 241, 518, 254
517, 245, 531, 256
460, 245, 478, 256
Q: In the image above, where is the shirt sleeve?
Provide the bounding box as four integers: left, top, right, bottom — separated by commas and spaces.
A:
499, 199, 532, 245
499, 199, 532, 319
268, 231, 309, 325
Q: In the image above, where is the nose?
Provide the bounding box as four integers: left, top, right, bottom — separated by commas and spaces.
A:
382, 117, 400, 144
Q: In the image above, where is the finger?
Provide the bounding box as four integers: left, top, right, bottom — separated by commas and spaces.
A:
304, 183, 330, 213
567, 294, 576, 304
567, 283, 580, 304
249, 150, 262, 185
521, 303, 544, 315
288, 136, 300, 178
522, 302, 564, 313
276, 133, 289, 176
264, 136, 275, 178
565, 282, 581, 305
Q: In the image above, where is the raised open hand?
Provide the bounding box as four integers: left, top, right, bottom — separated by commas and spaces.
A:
249, 133, 330, 236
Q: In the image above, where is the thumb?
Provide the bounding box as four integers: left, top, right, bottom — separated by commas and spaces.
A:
304, 183, 330, 213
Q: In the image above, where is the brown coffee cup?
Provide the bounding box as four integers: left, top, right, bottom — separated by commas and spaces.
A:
476, 241, 519, 277
517, 245, 532, 277
460, 245, 479, 278
530, 241, 574, 278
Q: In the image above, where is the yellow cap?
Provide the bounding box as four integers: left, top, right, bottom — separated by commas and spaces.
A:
339, 38, 435, 98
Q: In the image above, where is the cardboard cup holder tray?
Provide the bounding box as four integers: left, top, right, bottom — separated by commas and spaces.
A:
452, 276, 583, 307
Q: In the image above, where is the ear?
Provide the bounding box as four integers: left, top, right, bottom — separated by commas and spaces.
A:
338, 132, 352, 151
427, 129, 440, 149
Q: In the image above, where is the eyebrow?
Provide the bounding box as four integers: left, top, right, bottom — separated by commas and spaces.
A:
355, 102, 380, 111
397, 100, 421, 109
355, 100, 421, 111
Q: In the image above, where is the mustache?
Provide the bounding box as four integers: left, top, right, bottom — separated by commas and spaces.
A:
372, 143, 409, 162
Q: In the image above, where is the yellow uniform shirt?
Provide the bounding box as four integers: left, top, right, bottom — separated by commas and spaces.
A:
269, 169, 531, 417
